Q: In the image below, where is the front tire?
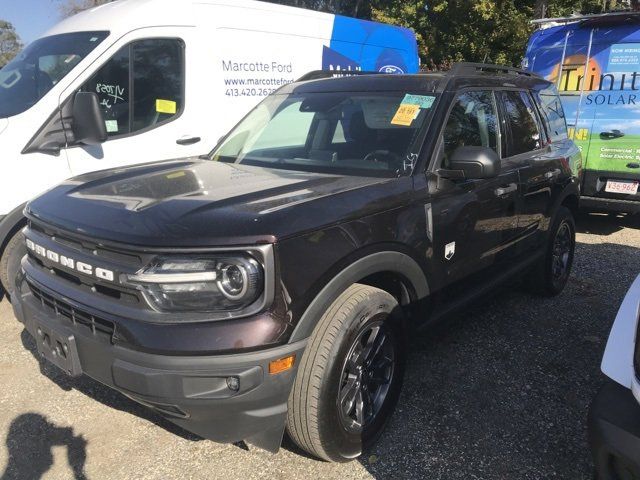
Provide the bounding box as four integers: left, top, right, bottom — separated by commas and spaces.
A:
286, 284, 406, 462
0, 229, 26, 299
528, 206, 576, 296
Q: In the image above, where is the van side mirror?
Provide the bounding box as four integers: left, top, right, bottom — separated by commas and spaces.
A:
72, 92, 107, 145
440, 146, 500, 180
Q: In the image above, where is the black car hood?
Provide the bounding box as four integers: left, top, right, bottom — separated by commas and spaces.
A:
26, 158, 403, 248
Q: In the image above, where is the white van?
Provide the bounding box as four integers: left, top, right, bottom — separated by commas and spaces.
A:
0, 0, 419, 296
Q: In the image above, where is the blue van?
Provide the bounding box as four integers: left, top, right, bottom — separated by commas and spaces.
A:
525, 12, 640, 213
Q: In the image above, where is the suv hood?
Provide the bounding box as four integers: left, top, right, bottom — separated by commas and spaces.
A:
0, 118, 7, 135
26, 158, 400, 247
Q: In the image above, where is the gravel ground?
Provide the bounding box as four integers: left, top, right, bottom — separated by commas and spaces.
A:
0, 212, 639, 480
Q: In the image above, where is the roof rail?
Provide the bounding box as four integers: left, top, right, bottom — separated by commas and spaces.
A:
532, 11, 640, 26
296, 70, 385, 82
448, 62, 540, 78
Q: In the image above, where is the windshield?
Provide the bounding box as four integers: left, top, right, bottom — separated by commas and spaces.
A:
0, 31, 109, 118
211, 91, 437, 177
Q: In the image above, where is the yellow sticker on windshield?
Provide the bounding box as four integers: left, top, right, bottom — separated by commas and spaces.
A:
391, 104, 420, 126
166, 171, 186, 179
156, 99, 177, 114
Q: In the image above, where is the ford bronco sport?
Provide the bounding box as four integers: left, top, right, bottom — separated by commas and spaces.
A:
12, 63, 581, 461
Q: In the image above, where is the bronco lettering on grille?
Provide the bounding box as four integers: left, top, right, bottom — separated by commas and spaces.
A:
26, 238, 115, 282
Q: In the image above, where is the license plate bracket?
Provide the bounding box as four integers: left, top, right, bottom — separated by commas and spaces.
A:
605, 180, 639, 195
34, 320, 82, 377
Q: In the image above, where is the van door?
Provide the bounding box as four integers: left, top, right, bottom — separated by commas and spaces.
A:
582, 41, 640, 201
61, 28, 201, 176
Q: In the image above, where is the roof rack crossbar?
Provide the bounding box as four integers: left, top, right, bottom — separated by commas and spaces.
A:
448, 62, 540, 79
296, 70, 386, 82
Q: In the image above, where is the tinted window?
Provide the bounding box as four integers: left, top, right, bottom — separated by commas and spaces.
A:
533, 88, 568, 142
0, 31, 108, 118
500, 90, 542, 156
80, 38, 183, 137
442, 91, 498, 166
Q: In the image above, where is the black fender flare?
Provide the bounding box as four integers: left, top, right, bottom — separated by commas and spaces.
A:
288, 251, 430, 343
548, 179, 580, 228
0, 202, 27, 253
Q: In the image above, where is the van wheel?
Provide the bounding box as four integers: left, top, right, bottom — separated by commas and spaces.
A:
286, 284, 406, 462
0, 230, 26, 299
527, 206, 575, 296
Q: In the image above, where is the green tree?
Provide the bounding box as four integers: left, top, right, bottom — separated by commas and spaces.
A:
371, 0, 630, 69
0, 21, 23, 68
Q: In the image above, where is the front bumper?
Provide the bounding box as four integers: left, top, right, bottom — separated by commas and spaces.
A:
589, 380, 640, 479
12, 274, 306, 452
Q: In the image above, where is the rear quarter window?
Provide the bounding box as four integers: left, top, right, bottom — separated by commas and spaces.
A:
534, 87, 568, 143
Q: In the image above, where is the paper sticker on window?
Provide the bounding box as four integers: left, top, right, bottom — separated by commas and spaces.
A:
105, 120, 118, 133
156, 99, 177, 114
401, 94, 435, 109
166, 171, 186, 179
391, 104, 420, 126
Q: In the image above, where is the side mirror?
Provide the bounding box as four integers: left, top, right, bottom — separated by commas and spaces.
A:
442, 146, 500, 180
72, 92, 107, 145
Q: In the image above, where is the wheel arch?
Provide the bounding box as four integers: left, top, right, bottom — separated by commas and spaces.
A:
0, 203, 27, 261
560, 191, 580, 218
0, 203, 27, 251
288, 250, 430, 343
546, 180, 580, 229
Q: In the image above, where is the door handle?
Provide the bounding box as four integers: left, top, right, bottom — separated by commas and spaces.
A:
545, 168, 561, 179
494, 183, 517, 196
176, 136, 201, 146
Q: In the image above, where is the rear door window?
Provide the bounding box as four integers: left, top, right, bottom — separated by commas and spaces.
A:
79, 38, 184, 138
499, 90, 542, 156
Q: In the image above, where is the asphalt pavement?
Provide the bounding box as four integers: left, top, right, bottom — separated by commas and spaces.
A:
0, 212, 639, 480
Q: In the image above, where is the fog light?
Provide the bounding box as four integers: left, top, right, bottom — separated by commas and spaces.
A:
269, 355, 295, 375
226, 376, 240, 391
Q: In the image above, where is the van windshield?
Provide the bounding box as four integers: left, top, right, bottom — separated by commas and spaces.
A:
211, 91, 436, 178
0, 31, 109, 118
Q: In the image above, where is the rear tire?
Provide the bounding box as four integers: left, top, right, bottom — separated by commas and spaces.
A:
286, 284, 406, 462
527, 206, 575, 296
0, 229, 25, 299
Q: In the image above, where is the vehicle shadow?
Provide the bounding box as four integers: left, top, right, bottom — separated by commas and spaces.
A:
0, 413, 87, 480
19, 330, 202, 443
576, 211, 640, 235
356, 240, 639, 479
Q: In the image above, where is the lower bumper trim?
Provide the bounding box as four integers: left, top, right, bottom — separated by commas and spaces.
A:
14, 279, 308, 453
581, 195, 640, 213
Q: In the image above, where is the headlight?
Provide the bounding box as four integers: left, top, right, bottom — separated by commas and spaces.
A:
125, 255, 264, 312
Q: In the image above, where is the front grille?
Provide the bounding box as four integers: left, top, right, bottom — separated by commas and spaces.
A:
26, 220, 146, 307
29, 221, 144, 267
28, 280, 115, 339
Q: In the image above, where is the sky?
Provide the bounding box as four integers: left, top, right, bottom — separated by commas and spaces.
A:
1, 0, 61, 44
